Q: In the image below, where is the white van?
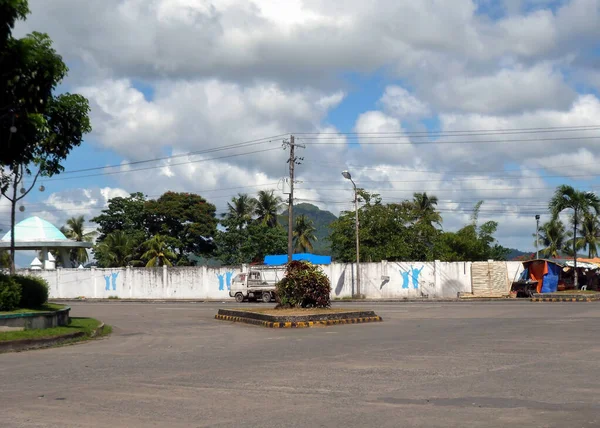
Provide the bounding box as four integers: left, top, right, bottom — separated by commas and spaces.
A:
229, 268, 283, 303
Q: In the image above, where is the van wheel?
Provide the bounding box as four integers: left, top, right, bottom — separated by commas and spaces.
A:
261, 292, 271, 303
235, 293, 244, 303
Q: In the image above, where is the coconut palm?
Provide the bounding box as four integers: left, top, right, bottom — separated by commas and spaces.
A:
576, 212, 600, 258
223, 193, 256, 227
141, 235, 176, 267
412, 192, 442, 227
61, 215, 97, 264
255, 190, 283, 228
535, 218, 571, 259
293, 215, 317, 253
549, 185, 600, 287
94, 230, 136, 267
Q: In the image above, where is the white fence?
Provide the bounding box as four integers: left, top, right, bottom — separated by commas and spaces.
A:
25, 260, 525, 300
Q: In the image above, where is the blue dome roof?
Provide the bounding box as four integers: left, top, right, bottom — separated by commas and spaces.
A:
1, 216, 68, 242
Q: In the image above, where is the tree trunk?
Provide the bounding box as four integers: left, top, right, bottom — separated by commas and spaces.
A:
573, 210, 578, 289
9, 170, 18, 275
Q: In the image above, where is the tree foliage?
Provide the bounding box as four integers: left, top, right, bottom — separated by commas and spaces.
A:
276, 261, 331, 308
144, 191, 217, 260
535, 218, 571, 259
1, 1, 91, 273
293, 215, 317, 253
141, 235, 177, 267
549, 185, 600, 286
92, 192, 217, 267
60, 215, 96, 265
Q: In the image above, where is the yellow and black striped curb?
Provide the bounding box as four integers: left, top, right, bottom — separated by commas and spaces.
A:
531, 297, 597, 302
215, 314, 383, 328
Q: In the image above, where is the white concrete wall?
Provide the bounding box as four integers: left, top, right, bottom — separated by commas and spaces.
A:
25, 260, 521, 300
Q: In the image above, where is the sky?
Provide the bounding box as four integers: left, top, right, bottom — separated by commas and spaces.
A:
4, 0, 600, 262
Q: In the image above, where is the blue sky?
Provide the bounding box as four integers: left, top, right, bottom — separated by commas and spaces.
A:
5, 0, 600, 263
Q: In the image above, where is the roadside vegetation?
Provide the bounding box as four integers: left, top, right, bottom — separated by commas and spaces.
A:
0, 317, 110, 342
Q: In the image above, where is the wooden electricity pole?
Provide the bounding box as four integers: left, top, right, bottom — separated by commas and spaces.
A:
284, 135, 304, 263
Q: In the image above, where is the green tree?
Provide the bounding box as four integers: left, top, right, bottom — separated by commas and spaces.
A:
214, 219, 287, 265
93, 230, 138, 268
92, 192, 147, 241
549, 185, 600, 287
436, 202, 509, 261
576, 212, 600, 258
293, 215, 317, 253
60, 215, 97, 265
224, 193, 256, 228
412, 192, 442, 228
535, 218, 570, 259
141, 235, 177, 267
144, 192, 217, 264
1, 3, 91, 273
255, 190, 283, 228
329, 191, 415, 262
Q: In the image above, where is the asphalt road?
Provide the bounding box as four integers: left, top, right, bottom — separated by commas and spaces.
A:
2, 301, 600, 428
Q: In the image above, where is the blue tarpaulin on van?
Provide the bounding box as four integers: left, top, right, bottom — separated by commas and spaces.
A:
263, 253, 332, 266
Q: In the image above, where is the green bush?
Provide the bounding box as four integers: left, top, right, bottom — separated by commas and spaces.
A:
0, 274, 22, 311
276, 261, 331, 308
13, 275, 49, 308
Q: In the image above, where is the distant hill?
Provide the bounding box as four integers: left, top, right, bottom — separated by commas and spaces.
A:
506, 248, 534, 261
278, 203, 337, 255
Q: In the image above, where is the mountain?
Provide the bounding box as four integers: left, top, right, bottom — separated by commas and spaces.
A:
506, 248, 534, 261
278, 203, 337, 255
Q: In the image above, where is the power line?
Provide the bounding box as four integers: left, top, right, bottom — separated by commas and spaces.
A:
298, 135, 600, 145
293, 124, 600, 136
44, 147, 282, 182
60, 134, 288, 175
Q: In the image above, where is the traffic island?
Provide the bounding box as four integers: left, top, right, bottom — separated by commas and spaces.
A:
531, 292, 600, 302
215, 308, 383, 328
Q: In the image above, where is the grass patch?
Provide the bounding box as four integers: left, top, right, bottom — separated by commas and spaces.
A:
243, 308, 362, 316
0, 317, 108, 342
0, 303, 65, 315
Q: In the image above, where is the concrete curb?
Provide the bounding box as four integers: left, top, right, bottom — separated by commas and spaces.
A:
531, 297, 597, 302
0, 321, 108, 353
215, 314, 383, 328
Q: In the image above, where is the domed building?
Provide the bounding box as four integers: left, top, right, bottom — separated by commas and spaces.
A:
0, 216, 92, 269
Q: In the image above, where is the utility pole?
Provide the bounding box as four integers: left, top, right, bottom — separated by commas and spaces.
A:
535, 215, 540, 260
283, 135, 304, 263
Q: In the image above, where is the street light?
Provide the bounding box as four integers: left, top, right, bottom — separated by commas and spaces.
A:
535, 215, 540, 259
342, 170, 360, 298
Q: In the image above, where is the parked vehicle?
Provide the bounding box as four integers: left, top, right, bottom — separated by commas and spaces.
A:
229, 267, 283, 303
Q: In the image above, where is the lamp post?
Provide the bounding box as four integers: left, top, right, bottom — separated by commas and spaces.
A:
535, 214, 540, 259
342, 170, 360, 298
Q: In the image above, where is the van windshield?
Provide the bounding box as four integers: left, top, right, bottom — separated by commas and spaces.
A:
233, 274, 246, 282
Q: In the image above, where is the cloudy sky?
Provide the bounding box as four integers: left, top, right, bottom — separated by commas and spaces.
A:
4, 0, 600, 256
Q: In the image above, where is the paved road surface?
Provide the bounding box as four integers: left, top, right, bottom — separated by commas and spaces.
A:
2, 301, 600, 427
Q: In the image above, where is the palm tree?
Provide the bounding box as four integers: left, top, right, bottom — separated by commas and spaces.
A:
549, 185, 600, 287
223, 193, 256, 227
293, 215, 317, 253
141, 235, 176, 267
535, 218, 571, 258
94, 230, 135, 267
61, 215, 97, 264
412, 192, 442, 227
255, 190, 283, 228
576, 212, 600, 258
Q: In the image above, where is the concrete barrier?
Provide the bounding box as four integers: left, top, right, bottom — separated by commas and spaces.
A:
0, 306, 70, 329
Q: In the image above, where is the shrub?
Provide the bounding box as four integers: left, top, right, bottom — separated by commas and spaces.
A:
276, 261, 331, 308
0, 274, 22, 311
13, 275, 49, 308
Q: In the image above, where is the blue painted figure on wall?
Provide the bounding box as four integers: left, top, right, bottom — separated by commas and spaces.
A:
400, 270, 410, 289
410, 265, 423, 289
400, 265, 424, 289
217, 272, 234, 291
104, 272, 119, 291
